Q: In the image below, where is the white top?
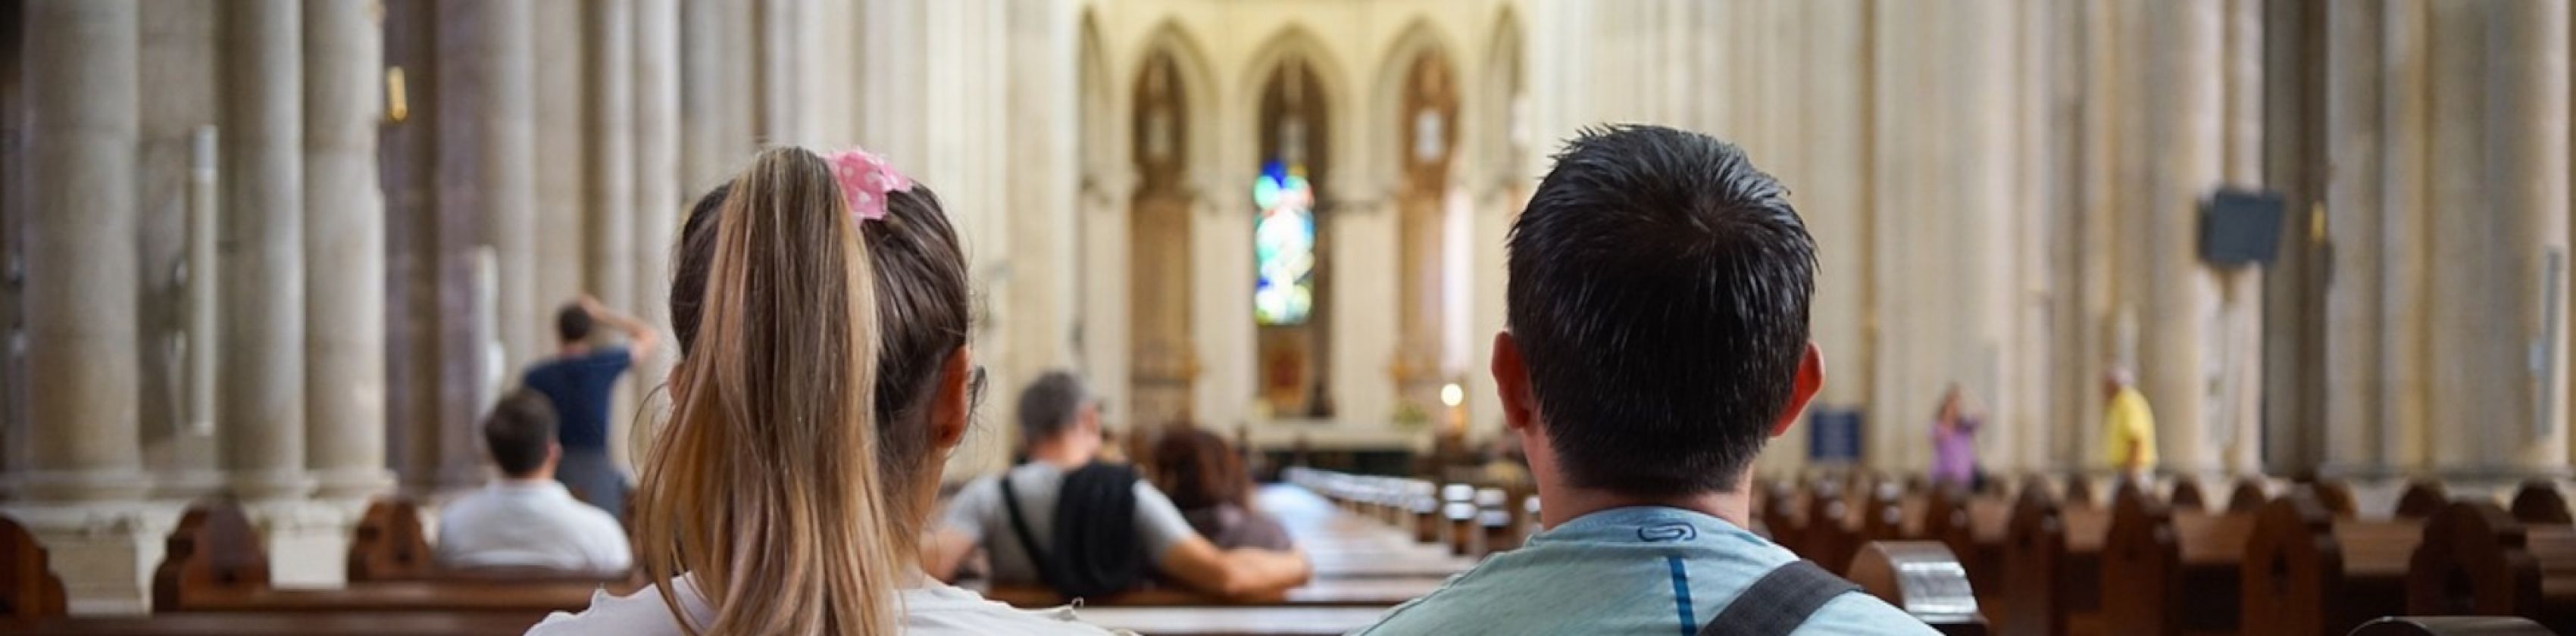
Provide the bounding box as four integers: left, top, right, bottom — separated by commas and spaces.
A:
936, 462, 1199, 585
524, 575, 1127, 635
433, 479, 633, 576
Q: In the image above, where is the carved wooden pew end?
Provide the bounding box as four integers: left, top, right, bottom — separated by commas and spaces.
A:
2, 514, 68, 619
2348, 616, 2561, 636
1846, 541, 1986, 636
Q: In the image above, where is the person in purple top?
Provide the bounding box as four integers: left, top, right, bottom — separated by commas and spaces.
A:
520, 295, 658, 518
1927, 385, 1983, 491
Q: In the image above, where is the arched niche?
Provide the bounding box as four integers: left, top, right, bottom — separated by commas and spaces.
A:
1250, 49, 1334, 419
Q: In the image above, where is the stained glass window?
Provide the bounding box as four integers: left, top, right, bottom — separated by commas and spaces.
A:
1254, 161, 1316, 326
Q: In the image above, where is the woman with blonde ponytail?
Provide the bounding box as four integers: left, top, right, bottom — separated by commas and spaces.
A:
528, 147, 1120, 635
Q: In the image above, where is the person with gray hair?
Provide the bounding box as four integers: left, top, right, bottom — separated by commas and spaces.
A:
924, 370, 1311, 600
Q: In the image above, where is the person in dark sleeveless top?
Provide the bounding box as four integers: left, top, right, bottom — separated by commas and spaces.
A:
520, 295, 657, 519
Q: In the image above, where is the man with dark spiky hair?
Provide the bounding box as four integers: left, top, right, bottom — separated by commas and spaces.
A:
1359, 126, 1934, 635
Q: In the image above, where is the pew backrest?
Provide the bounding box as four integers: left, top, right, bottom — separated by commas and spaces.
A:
1846, 541, 1985, 636
2, 514, 67, 619
2346, 616, 2561, 636
2512, 481, 2571, 526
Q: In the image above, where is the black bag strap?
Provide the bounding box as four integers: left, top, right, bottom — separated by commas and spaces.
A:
996, 474, 1064, 597
1696, 560, 1862, 636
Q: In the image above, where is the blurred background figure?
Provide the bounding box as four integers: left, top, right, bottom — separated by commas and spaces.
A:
1929, 385, 1983, 491
1151, 427, 1293, 552
2102, 366, 2159, 482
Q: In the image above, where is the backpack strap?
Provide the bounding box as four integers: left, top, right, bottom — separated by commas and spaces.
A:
1696, 560, 1861, 636
996, 474, 1064, 598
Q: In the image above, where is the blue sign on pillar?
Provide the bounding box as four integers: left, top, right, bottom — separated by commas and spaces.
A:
1808, 408, 1864, 463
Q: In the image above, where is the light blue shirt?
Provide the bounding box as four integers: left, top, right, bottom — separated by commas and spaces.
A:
1354, 506, 1937, 636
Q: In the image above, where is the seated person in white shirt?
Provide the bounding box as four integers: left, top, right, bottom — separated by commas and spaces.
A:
434, 388, 633, 576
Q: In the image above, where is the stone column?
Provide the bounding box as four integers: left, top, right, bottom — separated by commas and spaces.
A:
633, 0, 680, 457
304, 0, 393, 498
1326, 178, 1398, 444
8, 0, 164, 613
2214, 0, 2265, 475
2490, 0, 2569, 472
437, 0, 533, 488
586, 0, 635, 313
220, 0, 313, 500
1953, 0, 2020, 475
2136, 0, 2224, 475
756, 0, 800, 142
2421, 0, 2506, 473
680, 0, 730, 189
2321, 0, 2384, 475
1079, 169, 1134, 435
1190, 170, 1255, 432
533, 0, 587, 316
15, 0, 148, 504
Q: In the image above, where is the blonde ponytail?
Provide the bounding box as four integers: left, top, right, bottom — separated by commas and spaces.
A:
635, 148, 907, 635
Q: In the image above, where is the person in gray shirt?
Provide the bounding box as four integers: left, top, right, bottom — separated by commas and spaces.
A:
924, 371, 1311, 600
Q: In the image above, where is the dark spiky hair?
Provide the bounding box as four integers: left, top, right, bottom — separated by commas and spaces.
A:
1506, 124, 1817, 497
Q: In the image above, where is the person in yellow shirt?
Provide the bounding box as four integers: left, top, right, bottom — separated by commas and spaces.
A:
2102, 366, 2158, 480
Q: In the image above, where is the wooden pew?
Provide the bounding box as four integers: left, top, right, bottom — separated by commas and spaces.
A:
2227, 477, 2271, 513
2243, 490, 2431, 636
2346, 616, 2562, 636
985, 576, 1449, 608
1804, 478, 1865, 572
11, 611, 552, 636
1863, 482, 1930, 544
2399, 480, 2456, 520
2171, 477, 2209, 512
1761, 479, 1809, 554
3, 514, 67, 619
1927, 485, 2012, 616
2513, 480, 2571, 525
2100, 482, 2262, 636
153, 500, 627, 614
1998, 482, 2115, 636
346, 498, 435, 582
2406, 500, 2576, 632
1846, 541, 1988, 636
2312, 479, 2361, 518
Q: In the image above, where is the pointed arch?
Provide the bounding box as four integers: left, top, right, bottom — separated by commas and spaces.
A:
1240, 25, 1356, 192
1370, 18, 1467, 186
1132, 19, 1224, 183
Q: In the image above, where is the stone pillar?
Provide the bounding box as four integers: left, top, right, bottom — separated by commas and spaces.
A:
633, 0, 680, 458
8, 0, 170, 613
16, 0, 148, 503
1001, 0, 1075, 415
2487, 0, 2569, 472
1079, 169, 1134, 435
533, 0, 587, 318
2321, 0, 2384, 475
437, 0, 533, 488
2215, 0, 2265, 475
756, 0, 800, 142
304, 0, 393, 498
680, 0, 730, 189
2380, 0, 2434, 472
586, 0, 635, 313
1953, 0, 2020, 475
220, 0, 313, 500
1190, 170, 1255, 433
2137, 0, 2224, 475
1326, 179, 1398, 444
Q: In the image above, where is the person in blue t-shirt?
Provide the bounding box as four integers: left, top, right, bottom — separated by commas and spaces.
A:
1356, 126, 1937, 636
521, 295, 658, 519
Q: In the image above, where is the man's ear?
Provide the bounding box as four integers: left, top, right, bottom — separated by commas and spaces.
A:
1772, 343, 1825, 438
1490, 332, 1537, 435
927, 347, 974, 450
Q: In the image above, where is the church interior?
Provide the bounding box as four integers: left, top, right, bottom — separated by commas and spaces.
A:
3, 0, 2574, 634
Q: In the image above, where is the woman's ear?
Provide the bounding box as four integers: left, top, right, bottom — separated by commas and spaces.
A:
927, 346, 974, 450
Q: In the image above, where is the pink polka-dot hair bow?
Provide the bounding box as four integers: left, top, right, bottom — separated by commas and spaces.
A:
824, 146, 913, 223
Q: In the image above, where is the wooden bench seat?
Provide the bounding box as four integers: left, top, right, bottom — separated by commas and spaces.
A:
1846, 541, 1987, 636
984, 576, 1447, 608
3, 514, 67, 620
1927, 487, 2012, 615
2243, 491, 2431, 636
8, 610, 550, 636
155, 500, 636, 615
2000, 484, 2114, 636
2101, 487, 2262, 636
2408, 500, 2576, 632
